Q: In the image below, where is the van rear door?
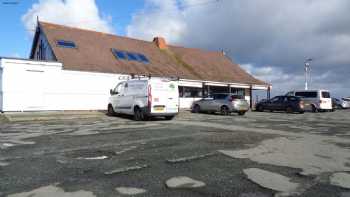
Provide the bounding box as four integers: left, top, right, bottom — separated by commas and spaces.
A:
320, 91, 332, 110
149, 79, 179, 114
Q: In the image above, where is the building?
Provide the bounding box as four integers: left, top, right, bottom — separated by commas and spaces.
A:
0, 21, 270, 112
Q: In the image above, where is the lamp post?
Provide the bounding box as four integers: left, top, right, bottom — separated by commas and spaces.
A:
304, 58, 313, 90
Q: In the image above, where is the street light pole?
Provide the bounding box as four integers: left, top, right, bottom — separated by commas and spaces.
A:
304, 58, 313, 90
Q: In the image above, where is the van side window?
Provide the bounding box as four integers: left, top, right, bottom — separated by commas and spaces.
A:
295, 91, 317, 98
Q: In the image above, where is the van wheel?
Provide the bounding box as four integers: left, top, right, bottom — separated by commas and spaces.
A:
221, 106, 230, 116
238, 111, 246, 116
165, 116, 175, 120
134, 107, 145, 121
192, 105, 200, 113
312, 105, 318, 113
107, 104, 116, 116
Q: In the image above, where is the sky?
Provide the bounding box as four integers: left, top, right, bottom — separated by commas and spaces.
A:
0, 0, 349, 98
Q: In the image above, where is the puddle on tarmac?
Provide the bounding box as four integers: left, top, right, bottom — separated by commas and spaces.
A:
115, 187, 146, 195
243, 168, 300, 196
7, 185, 95, 197
220, 136, 350, 176
165, 176, 206, 189
330, 172, 350, 189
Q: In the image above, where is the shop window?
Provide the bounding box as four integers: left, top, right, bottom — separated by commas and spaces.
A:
179, 86, 203, 98
231, 88, 245, 96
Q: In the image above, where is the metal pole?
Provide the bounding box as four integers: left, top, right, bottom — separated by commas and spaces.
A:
249, 86, 253, 109
305, 63, 308, 90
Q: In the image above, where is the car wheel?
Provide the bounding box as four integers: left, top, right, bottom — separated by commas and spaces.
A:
311, 105, 318, 113
257, 105, 264, 112
192, 105, 200, 113
286, 106, 293, 113
107, 104, 116, 116
299, 111, 305, 114
134, 107, 145, 121
238, 111, 246, 116
221, 106, 230, 116
165, 116, 175, 120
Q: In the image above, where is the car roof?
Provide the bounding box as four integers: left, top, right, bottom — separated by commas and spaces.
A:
290, 89, 329, 92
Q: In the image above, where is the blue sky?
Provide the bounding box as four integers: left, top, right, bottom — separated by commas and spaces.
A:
0, 0, 144, 58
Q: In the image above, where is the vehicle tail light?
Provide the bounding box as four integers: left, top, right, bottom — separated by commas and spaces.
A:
148, 85, 152, 111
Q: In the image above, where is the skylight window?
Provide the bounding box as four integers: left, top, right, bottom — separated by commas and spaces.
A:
56, 40, 76, 48
137, 54, 150, 63
126, 52, 138, 61
112, 49, 127, 60
111, 48, 150, 64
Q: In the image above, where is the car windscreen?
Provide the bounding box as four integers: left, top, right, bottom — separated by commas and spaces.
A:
295, 91, 317, 98
321, 91, 330, 98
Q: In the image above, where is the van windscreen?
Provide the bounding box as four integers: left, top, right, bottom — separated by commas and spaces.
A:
321, 91, 330, 98
295, 91, 317, 98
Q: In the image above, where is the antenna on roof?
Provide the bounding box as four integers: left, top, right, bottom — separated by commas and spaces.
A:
221, 49, 226, 56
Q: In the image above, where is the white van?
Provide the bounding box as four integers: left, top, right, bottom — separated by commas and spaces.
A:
286, 90, 332, 112
108, 78, 179, 120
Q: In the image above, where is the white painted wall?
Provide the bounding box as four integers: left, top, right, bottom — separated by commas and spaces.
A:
0, 58, 264, 112
179, 98, 202, 109
1, 58, 127, 111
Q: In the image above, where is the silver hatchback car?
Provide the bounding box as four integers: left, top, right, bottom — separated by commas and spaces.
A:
191, 93, 250, 116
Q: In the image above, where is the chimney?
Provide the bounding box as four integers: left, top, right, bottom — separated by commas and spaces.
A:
153, 37, 167, 49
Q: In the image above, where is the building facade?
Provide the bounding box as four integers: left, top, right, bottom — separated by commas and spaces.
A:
0, 22, 270, 112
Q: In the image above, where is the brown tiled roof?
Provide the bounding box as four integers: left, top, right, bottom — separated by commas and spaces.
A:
38, 21, 267, 86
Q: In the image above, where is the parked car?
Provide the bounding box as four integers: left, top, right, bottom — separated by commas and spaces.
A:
333, 98, 350, 109
332, 98, 342, 110
343, 98, 350, 109
256, 96, 305, 113
191, 94, 249, 116
108, 78, 179, 121
286, 90, 332, 112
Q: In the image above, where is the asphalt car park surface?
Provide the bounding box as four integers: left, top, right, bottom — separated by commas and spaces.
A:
1, 110, 350, 197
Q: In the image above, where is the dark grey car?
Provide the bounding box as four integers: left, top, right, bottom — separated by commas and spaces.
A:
191, 94, 250, 116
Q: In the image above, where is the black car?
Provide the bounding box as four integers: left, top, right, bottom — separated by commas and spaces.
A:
256, 96, 305, 113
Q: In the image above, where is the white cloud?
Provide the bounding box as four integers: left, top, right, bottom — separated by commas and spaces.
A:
126, 0, 187, 44
127, 0, 350, 97
22, 0, 114, 35
242, 63, 347, 97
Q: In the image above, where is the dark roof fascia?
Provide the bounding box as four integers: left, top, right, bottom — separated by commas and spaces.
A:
29, 24, 41, 59
29, 22, 58, 61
